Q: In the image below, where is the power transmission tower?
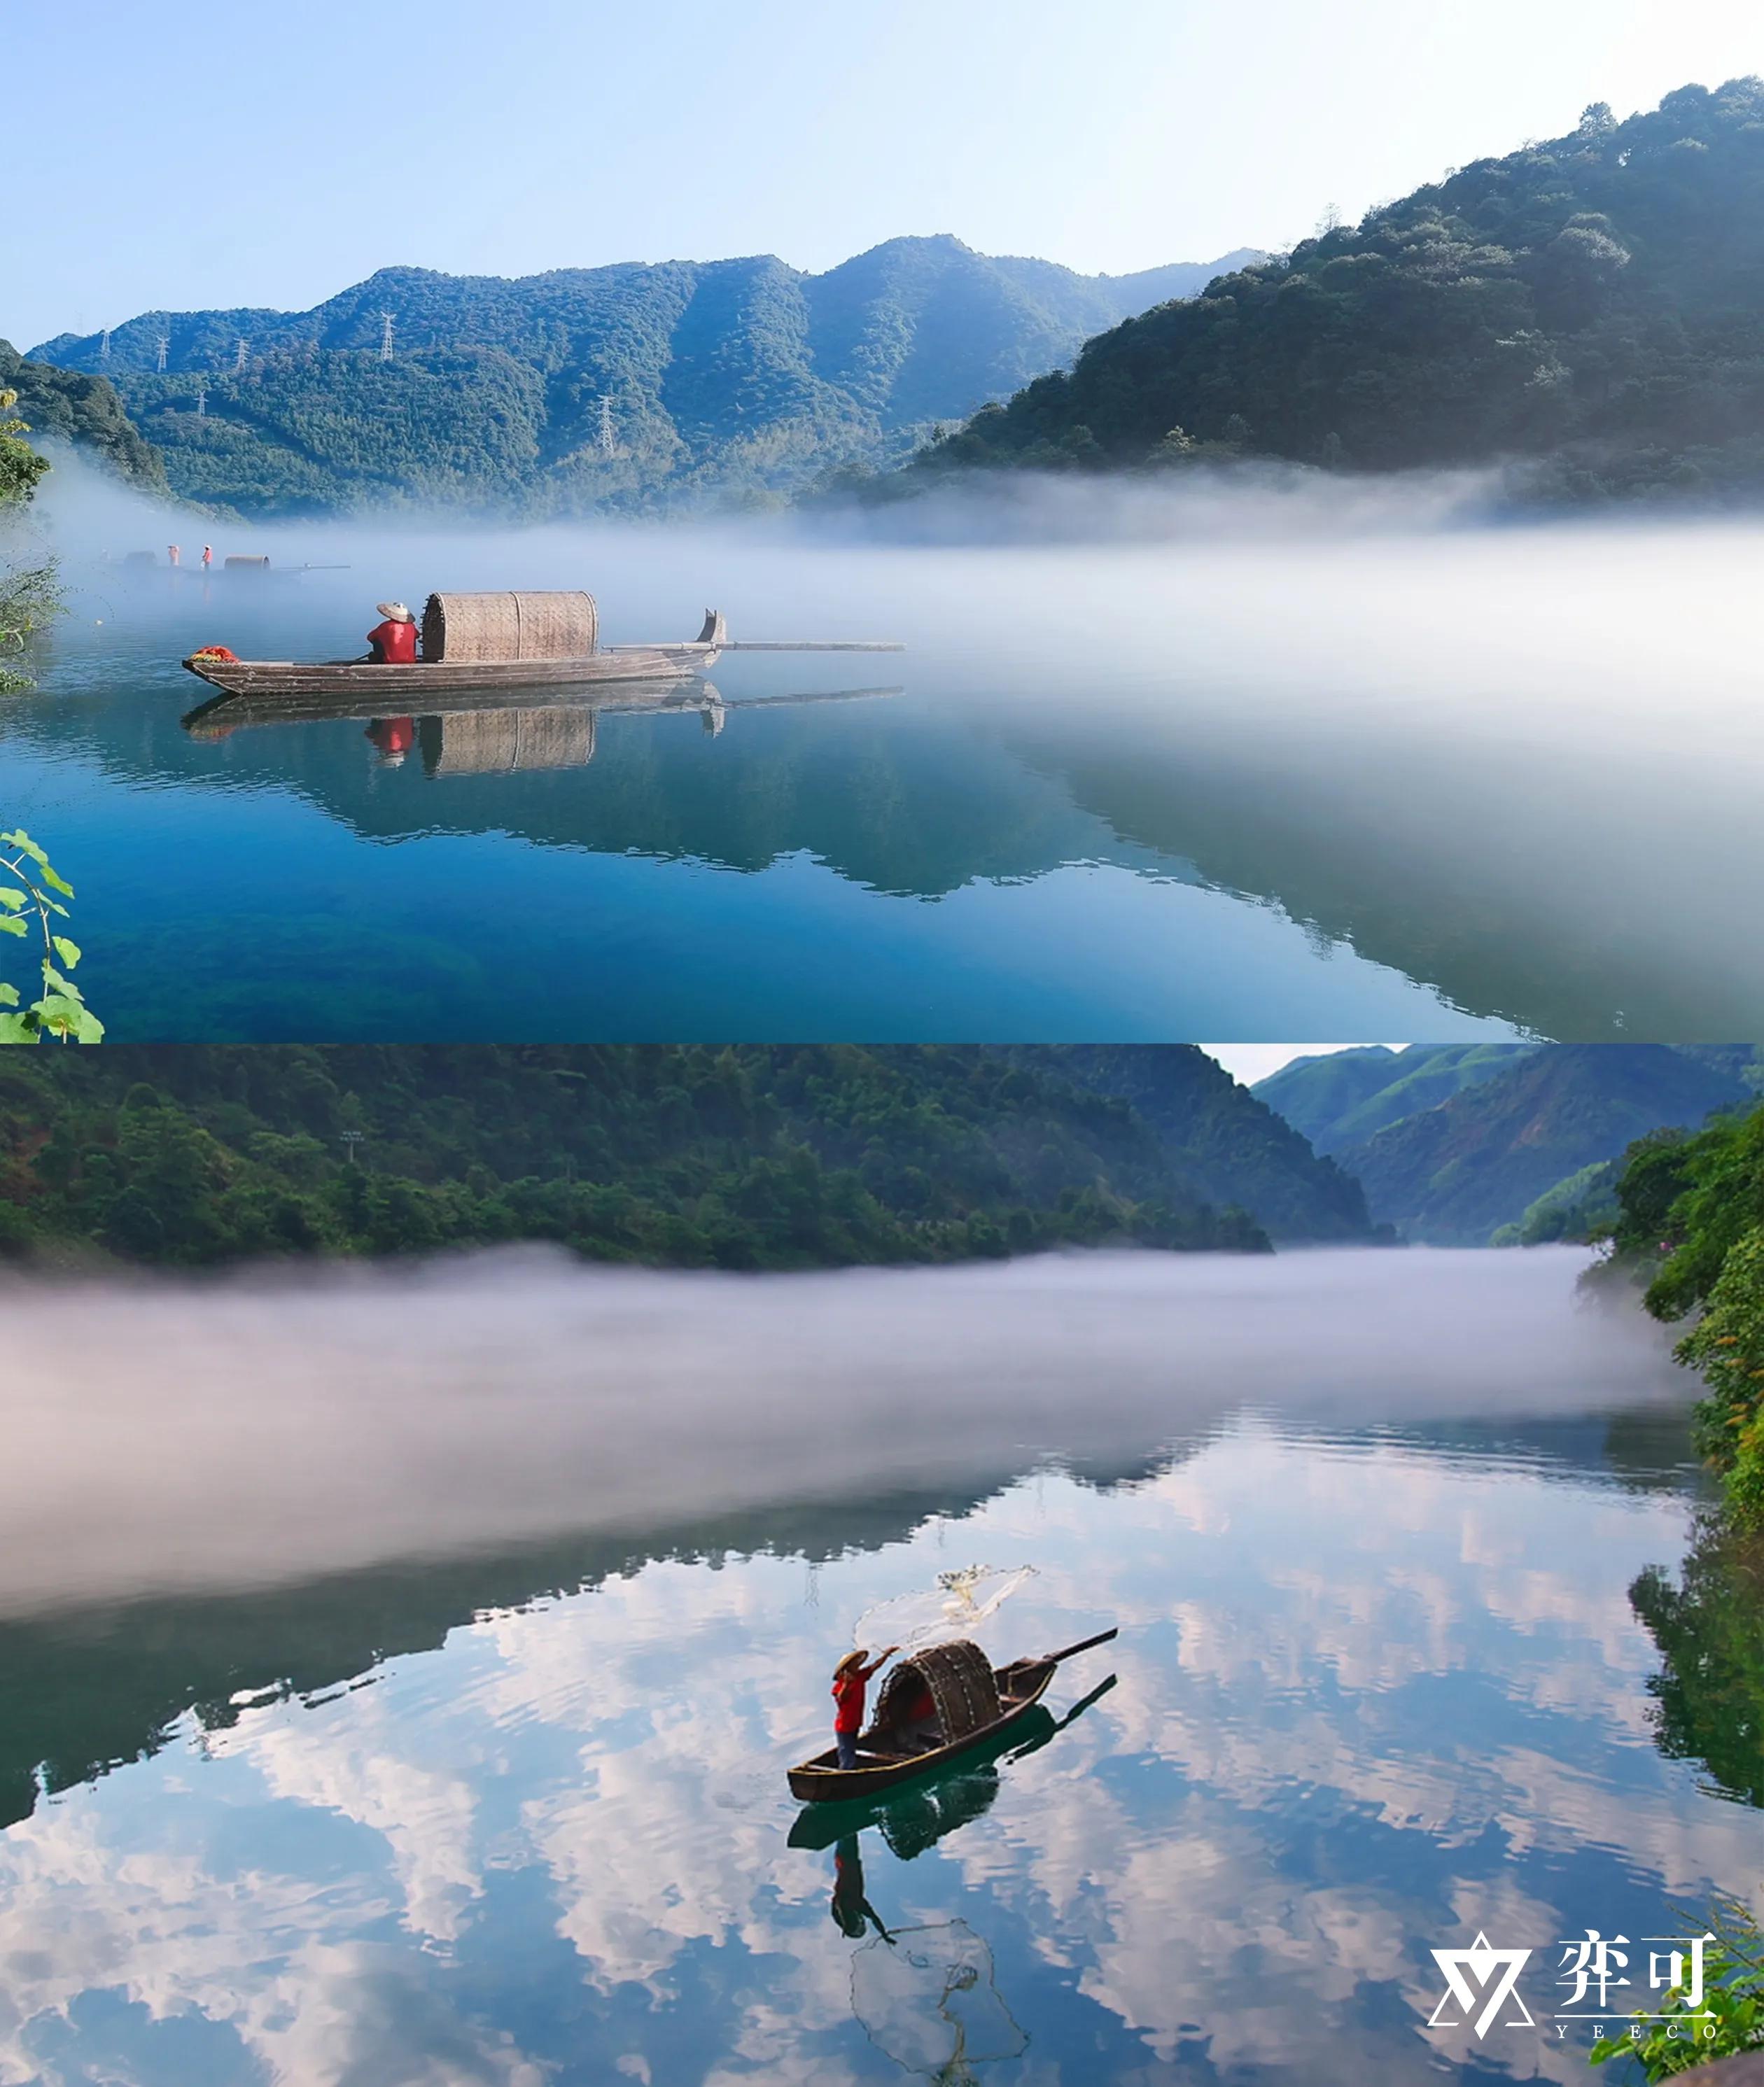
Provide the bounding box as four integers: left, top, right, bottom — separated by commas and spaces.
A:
597, 393, 616, 456
99, 328, 111, 363
194, 382, 207, 418
155, 335, 169, 373
340, 1130, 365, 1165
379, 311, 396, 361
234, 336, 248, 372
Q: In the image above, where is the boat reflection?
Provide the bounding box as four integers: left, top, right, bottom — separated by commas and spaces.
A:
799, 1691, 1130, 2087
181, 677, 900, 775
791, 1670, 1118, 1855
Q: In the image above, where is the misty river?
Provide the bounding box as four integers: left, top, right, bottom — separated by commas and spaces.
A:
8, 472, 1764, 1041
1, 1248, 1757, 2086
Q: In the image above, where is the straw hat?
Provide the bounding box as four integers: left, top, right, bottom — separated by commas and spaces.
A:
834, 1649, 869, 1677
375, 600, 414, 623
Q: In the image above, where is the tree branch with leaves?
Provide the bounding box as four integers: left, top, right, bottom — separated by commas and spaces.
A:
0, 829, 102, 1043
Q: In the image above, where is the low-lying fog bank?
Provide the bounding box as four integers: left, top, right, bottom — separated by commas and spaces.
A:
0, 1246, 1682, 1618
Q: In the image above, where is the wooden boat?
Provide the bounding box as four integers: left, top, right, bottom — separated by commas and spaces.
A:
178, 678, 901, 741
182, 593, 902, 700
786, 1628, 1118, 1804
786, 1674, 1117, 1850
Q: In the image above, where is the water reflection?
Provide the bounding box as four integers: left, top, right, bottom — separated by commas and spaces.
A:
0, 1408, 1755, 2086
1629, 1513, 1764, 1810
16, 526, 1764, 1036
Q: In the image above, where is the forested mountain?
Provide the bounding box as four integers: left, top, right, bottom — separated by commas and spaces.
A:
0, 343, 166, 494
1322, 1045, 1754, 1245
30, 238, 1253, 516
0, 1044, 1310, 1269
1021, 1044, 1379, 1240
1251, 1044, 1539, 1156
905, 80, 1764, 502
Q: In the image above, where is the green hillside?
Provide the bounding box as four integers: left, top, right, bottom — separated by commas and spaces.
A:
1603, 1095, 1764, 1528
31, 239, 1253, 517
1252, 1044, 1538, 1155
0, 1044, 1282, 1269
1023, 1044, 1380, 1240
0, 342, 167, 494
1336, 1044, 1753, 1244
904, 80, 1764, 502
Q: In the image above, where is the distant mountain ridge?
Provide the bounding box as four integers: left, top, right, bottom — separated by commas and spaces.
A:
1258, 1044, 1758, 1244
30, 237, 1258, 516
1253, 1044, 1541, 1155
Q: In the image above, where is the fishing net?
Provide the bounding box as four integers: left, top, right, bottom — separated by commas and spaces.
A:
851, 1920, 1027, 2082
855, 1565, 1037, 1658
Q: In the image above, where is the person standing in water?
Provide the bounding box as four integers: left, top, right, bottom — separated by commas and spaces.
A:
832, 1645, 898, 1770
365, 600, 419, 664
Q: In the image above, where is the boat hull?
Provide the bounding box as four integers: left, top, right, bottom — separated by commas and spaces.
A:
787, 1657, 1056, 1803
181, 646, 720, 698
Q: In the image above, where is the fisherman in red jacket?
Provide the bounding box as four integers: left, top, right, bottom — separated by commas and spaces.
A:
831, 1645, 898, 1771
365, 600, 419, 664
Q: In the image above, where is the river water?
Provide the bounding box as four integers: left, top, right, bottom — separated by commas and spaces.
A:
0, 1249, 1756, 2086
8, 498, 1764, 1041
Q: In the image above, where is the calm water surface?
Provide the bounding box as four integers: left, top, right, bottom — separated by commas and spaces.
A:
8, 514, 1764, 1039
0, 1252, 1756, 2087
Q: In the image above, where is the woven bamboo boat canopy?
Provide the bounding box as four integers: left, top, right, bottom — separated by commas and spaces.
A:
421, 591, 599, 664
874, 1638, 1002, 1743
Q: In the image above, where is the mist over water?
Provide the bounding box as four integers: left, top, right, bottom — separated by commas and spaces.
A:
0, 1246, 1683, 1619
8, 455, 1764, 1037
0, 1235, 1746, 2087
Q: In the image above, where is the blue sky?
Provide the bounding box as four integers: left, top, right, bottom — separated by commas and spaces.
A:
8, 0, 1762, 351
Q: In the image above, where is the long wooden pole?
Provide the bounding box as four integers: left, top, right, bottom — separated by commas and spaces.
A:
1040, 1627, 1119, 1665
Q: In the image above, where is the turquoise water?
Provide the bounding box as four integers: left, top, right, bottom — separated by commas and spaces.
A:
1, 1252, 1755, 2087
8, 521, 1763, 1041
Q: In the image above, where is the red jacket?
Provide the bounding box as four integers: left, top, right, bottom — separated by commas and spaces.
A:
832, 1664, 877, 1734
368, 618, 418, 663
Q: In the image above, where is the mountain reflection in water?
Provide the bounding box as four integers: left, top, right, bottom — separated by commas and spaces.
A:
0, 1249, 1756, 2086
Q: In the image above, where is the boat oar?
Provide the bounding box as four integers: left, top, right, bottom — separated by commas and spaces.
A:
1040, 1627, 1119, 1665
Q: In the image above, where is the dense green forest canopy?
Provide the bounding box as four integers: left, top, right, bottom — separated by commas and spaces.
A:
0, 1044, 1310, 1270
29, 239, 1251, 517
1604, 1097, 1764, 1526
904, 80, 1764, 503
0, 343, 167, 494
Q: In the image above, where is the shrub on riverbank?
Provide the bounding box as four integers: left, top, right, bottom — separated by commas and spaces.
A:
1604, 1102, 1764, 1525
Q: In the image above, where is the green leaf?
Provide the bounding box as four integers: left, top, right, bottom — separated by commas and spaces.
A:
50, 936, 80, 969
0, 1011, 39, 1044
39, 966, 83, 1002
0, 830, 48, 867
0, 915, 24, 937
39, 866, 74, 899
0, 982, 16, 1004
0, 887, 25, 911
